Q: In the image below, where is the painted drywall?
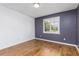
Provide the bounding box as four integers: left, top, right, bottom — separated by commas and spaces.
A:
0, 5, 35, 49
35, 9, 77, 44
77, 5, 79, 45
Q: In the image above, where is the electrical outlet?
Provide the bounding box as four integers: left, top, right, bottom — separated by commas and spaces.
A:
64, 38, 66, 40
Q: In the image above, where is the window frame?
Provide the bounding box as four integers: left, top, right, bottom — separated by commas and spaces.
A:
43, 16, 60, 34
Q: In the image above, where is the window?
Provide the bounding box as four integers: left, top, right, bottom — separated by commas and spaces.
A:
43, 16, 60, 34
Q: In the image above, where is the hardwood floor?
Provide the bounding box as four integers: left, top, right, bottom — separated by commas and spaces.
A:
0, 39, 79, 56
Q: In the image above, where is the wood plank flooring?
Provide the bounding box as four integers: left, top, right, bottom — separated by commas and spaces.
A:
0, 39, 79, 56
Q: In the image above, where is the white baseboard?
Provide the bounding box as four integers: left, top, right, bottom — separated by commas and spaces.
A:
75, 46, 79, 52
35, 38, 79, 52
35, 38, 76, 46
0, 39, 34, 50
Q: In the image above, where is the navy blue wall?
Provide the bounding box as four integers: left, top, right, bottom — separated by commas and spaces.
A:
35, 9, 77, 44
77, 5, 79, 45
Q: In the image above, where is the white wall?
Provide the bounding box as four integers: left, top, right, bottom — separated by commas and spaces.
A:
0, 5, 35, 49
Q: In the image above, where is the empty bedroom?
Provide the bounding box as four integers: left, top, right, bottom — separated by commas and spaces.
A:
0, 3, 79, 56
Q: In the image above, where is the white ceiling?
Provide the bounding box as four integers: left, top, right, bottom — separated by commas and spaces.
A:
0, 3, 78, 18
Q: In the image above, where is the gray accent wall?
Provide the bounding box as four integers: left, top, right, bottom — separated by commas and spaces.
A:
35, 9, 77, 45
77, 5, 79, 45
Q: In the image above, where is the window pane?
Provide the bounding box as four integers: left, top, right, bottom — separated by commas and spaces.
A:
50, 23, 58, 32
44, 21, 50, 32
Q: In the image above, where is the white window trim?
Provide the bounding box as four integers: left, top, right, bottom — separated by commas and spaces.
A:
43, 16, 60, 34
